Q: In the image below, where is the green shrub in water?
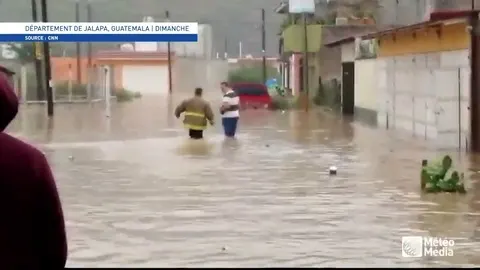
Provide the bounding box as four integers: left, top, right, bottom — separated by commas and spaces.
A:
270, 94, 290, 110
116, 88, 141, 102
421, 155, 466, 193
270, 94, 302, 110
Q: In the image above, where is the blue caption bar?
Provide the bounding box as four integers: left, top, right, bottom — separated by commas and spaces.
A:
0, 34, 198, 42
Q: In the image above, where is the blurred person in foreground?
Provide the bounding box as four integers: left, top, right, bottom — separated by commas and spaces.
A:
0, 65, 68, 268
219, 82, 240, 138
175, 87, 214, 139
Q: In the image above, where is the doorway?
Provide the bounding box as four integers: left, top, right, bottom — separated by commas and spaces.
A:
341, 61, 355, 115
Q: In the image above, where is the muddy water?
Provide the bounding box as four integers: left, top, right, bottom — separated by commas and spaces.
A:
6, 95, 480, 267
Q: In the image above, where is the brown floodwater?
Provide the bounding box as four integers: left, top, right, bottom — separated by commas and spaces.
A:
5, 93, 480, 267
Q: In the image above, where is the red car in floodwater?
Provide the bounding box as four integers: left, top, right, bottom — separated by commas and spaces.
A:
230, 83, 272, 110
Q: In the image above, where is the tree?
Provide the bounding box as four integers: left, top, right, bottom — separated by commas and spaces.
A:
6, 43, 36, 64
6, 42, 64, 64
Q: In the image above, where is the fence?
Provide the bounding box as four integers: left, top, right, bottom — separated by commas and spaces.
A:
8, 63, 105, 104
4, 56, 228, 103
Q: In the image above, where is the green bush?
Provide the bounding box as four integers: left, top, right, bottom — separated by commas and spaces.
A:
228, 66, 279, 84
313, 78, 341, 109
421, 155, 466, 193
116, 88, 142, 102
270, 94, 300, 110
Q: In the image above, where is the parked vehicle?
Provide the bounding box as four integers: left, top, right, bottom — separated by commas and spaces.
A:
230, 83, 272, 110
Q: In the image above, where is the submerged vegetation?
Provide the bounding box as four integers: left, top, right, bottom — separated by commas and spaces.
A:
421, 155, 466, 194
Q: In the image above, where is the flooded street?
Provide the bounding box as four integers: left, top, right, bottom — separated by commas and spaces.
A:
6, 94, 480, 267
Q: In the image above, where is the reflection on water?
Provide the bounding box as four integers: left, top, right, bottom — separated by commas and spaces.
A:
5, 94, 480, 267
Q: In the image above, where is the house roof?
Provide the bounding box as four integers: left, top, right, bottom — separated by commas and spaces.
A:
324, 36, 356, 47
323, 25, 394, 47
325, 10, 479, 46
360, 9, 479, 40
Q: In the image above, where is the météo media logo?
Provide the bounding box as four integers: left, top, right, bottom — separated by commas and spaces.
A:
402, 236, 454, 257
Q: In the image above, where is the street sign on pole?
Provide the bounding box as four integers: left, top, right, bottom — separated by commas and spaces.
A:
288, 0, 315, 14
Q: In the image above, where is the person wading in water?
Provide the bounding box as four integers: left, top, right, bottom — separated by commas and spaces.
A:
219, 82, 240, 138
175, 87, 215, 139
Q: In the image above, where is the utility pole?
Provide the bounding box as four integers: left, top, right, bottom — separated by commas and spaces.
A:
395, 0, 398, 24
303, 13, 309, 111
75, 1, 81, 83
40, 0, 53, 116
238, 41, 243, 58
30, 0, 44, 101
224, 38, 228, 59
165, 10, 172, 94
261, 8, 267, 85
86, 1, 93, 101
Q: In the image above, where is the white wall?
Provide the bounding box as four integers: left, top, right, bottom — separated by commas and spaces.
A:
341, 42, 355, 62
376, 49, 470, 150
289, 54, 298, 95
354, 59, 377, 111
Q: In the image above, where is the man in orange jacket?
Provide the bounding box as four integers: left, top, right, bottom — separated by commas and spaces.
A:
175, 87, 215, 139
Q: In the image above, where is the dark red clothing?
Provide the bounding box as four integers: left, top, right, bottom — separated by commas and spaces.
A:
0, 69, 67, 268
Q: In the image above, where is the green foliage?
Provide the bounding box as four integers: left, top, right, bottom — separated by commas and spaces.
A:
54, 81, 141, 102
270, 94, 300, 110
421, 155, 467, 194
6, 43, 64, 64
7, 43, 35, 64
313, 78, 341, 110
116, 88, 142, 102
227, 66, 279, 84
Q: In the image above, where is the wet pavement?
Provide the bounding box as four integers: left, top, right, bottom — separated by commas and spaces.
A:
6, 94, 480, 267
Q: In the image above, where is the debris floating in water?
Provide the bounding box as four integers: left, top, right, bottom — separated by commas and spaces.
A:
68, 155, 74, 161
265, 144, 270, 147
329, 166, 337, 175
222, 246, 228, 251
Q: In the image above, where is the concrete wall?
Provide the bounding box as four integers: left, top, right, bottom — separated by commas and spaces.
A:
354, 58, 377, 111
376, 49, 470, 150
317, 46, 341, 81
289, 54, 301, 95
341, 42, 355, 62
